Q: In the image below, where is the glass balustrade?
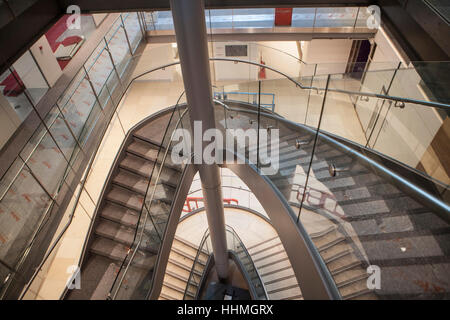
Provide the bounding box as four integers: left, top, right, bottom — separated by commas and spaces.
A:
144, 6, 374, 33
1, 13, 145, 299
6, 22, 449, 301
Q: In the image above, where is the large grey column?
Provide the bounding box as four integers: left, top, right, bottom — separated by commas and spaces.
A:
170, 0, 229, 280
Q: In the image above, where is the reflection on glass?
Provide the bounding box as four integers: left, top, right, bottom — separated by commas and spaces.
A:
106, 19, 132, 78
0, 68, 34, 122
0, 159, 53, 268
123, 13, 143, 53
315, 7, 359, 28
292, 8, 316, 28
12, 51, 49, 105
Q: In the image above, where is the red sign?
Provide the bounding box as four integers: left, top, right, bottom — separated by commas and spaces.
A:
275, 8, 293, 26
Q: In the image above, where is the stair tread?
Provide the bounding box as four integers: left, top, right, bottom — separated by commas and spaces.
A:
127, 139, 159, 161
95, 219, 135, 246
90, 237, 156, 269
113, 169, 149, 195
90, 237, 129, 262
101, 202, 139, 227
120, 153, 155, 178
106, 185, 143, 212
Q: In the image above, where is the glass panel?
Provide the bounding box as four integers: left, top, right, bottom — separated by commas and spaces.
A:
57, 68, 86, 110
59, 72, 98, 140
300, 108, 450, 300
105, 69, 122, 105
292, 8, 316, 28
46, 105, 79, 162
77, 101, 104, 147
0, 158, 53, 268
231, 8, 275, 29
19, 121, 70, 198
370, 101, 449, 186
144, 11, 173, 30
205, 9, 233, 29
0, 68, 34, 122
106, 18, 132, 79
355, 7, 371, 28
12, 50, 49, 105
96, 82, 112, 111
85, 39, 114, 98
123, 13, 143, 53
352, 64, 399, 141
315, 7, 358, 28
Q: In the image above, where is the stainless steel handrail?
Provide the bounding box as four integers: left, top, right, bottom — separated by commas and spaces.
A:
210, 57, 450, 110
110, 106, 189, 299
218, 102, 450, 216
15, 54, 449, 300
225, 225, 268, 300
17, 63, 184, 300
183, 224, 268, 300
182, 229, 210, 300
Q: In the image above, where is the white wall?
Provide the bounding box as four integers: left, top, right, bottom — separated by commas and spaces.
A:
356, 27, 444, 173
257, 41, 301, 80
0, 94, 21, 149
369, 27, 403, 70
13, 51, 48, 90
132, 43, 177, 81
212, 42, 258, 81
302, 39, 353, 76
29, 35, 62, 87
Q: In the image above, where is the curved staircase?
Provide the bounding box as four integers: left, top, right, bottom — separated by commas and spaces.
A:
66, 111, 183, 300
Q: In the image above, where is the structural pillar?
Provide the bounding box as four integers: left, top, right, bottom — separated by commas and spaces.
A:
170, 0, 229, 280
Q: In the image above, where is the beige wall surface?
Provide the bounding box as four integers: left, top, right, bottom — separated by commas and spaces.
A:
29, 36, 63, 87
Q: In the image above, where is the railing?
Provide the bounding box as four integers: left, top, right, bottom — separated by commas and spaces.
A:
108, 96, 190, 300
214, 91, 275, 111
226, 225, 268, 300
183, 225, 267, 300
424, 0, 450, 23
6, 40, 449, 299
212, 57, 450, 191
184, 168, 268, 220
212, 91, 450, 299
143, 7, 374, 32
183, 197, 239, 213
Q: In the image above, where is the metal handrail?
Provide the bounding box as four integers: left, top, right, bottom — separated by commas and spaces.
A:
210, 57, 450, 110
217, 102, 450, 216
225, 225, 268, 300
182, 229, 210, 300
14, 53, 449, 300
5, 55, 445, 204
17, 63, 184, 300
110, 105, 189, 299
183, 225, 268, 300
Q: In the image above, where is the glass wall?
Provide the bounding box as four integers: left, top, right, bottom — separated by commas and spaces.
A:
0, 12, 144, 299
144, 7, 373, 32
